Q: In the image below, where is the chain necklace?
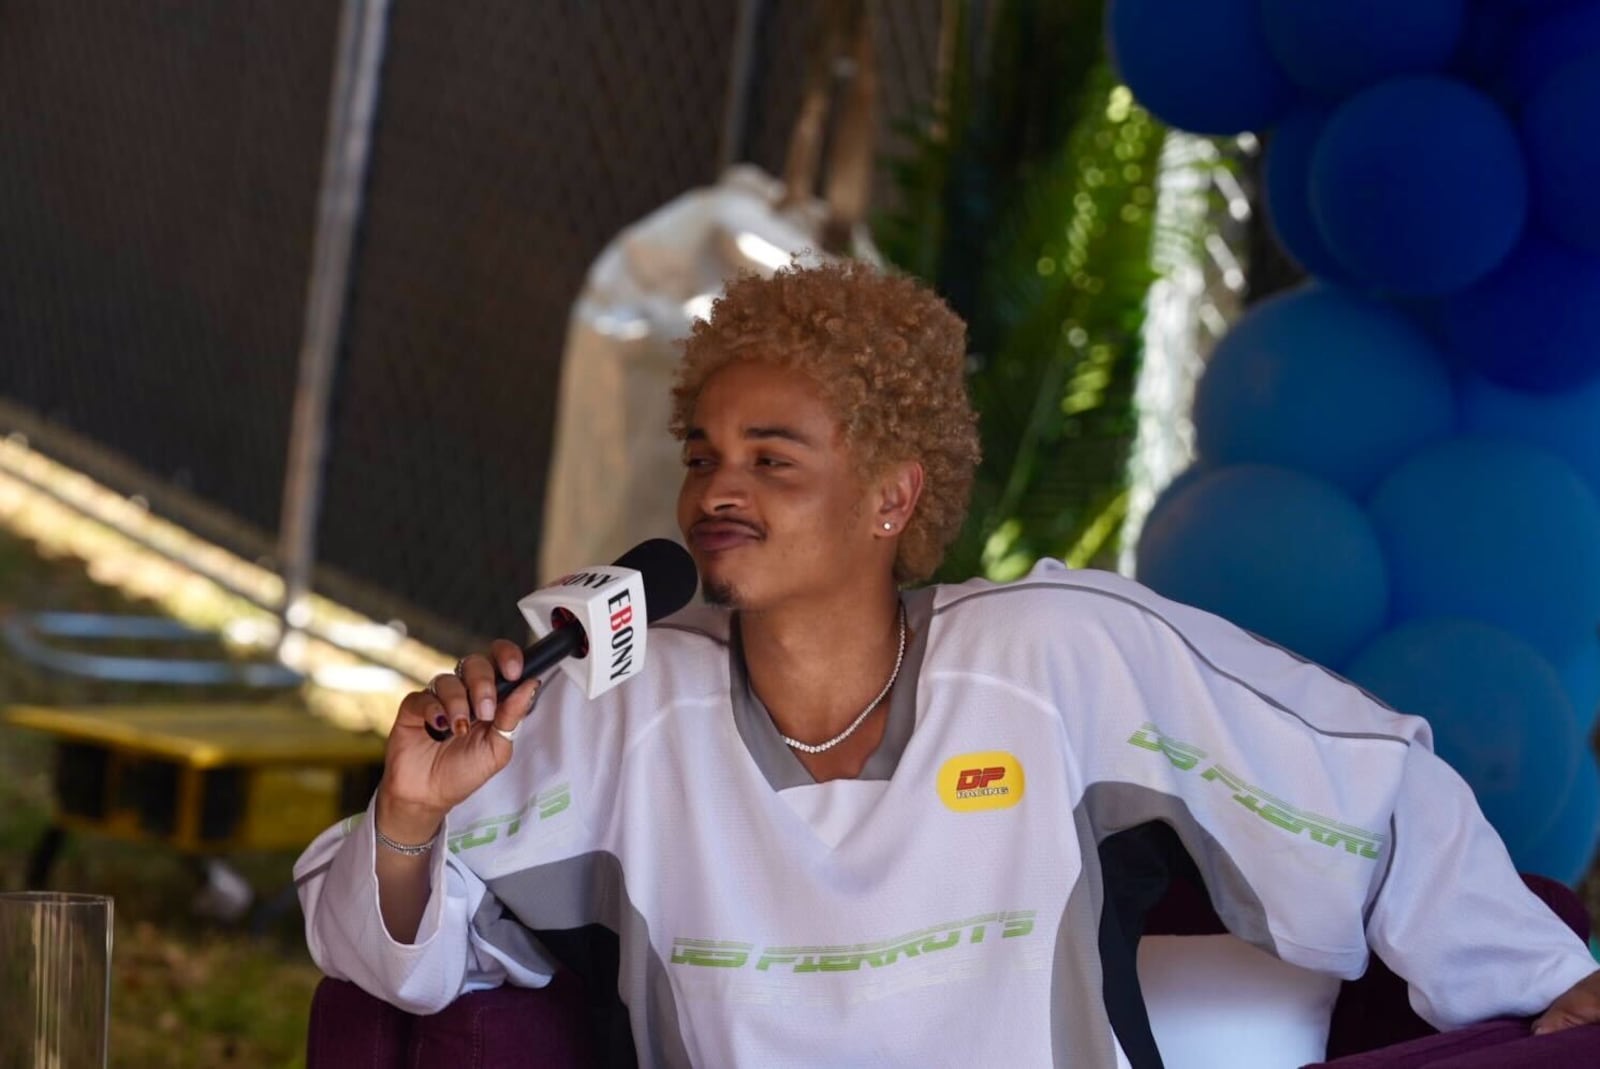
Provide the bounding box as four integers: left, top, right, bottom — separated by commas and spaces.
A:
779, 604, 907, 754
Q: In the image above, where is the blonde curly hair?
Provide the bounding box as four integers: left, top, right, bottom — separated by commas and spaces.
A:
670, 261, 980, 583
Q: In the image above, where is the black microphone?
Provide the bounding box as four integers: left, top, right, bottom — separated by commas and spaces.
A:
492, 538, 698, 701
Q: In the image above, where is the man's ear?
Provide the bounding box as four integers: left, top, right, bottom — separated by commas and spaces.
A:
874, 460, 925, 536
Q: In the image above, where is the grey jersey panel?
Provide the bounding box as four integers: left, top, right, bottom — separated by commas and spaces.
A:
730, 587, 937, 790
1052, 804, 1123, 1067
481, 853, 691, 1069
1079, 780, 1276, 956
1052, 782, 1280, 1066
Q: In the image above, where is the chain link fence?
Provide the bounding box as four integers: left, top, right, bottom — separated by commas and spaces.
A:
0, 1, 939, 645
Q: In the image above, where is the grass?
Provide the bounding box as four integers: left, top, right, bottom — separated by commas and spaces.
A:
0, 528, 322, 1068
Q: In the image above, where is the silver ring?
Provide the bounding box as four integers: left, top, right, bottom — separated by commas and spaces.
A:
425, 678, 441, 698
453, 658, 468, 680
494, 725, 518, 743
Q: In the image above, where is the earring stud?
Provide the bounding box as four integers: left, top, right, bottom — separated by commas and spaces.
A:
883, 522, 893, 531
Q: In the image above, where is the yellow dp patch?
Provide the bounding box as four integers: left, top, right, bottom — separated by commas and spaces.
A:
938, 751, 1025, 812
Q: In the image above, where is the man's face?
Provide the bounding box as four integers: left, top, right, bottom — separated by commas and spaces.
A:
677, 360, 880, 611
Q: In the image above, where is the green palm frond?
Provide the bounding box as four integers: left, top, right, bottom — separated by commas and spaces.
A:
877, 0, 1163, 582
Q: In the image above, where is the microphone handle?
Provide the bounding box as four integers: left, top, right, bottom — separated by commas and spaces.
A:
494, 623, 585, 701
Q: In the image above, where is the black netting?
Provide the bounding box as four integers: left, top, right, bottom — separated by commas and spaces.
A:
0, 2, 939, 643
0, 1, 339, 533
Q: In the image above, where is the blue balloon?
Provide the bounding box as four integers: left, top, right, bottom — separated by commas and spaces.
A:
1523, 54, 1600, 257
1367, 436, 1600, 665
1107, 0, 1296, 135
1505, 0, 1600, 99
1141, 463, 1210, 540
1561, 642, 1600, 729
1346, 617, 1580, 851
1309, 77, 1527, 296
1490, 0, 1591, 12
1136, 465, 1388, 667
1263, 108, 1352, 281
1450, 1, 1523, 89
1440, 235, 1600, 392
1259, 0, 1466, 97
1460, 371, 1600, 499
1193, 286, 1454, 496
1511, 756, 1600, 886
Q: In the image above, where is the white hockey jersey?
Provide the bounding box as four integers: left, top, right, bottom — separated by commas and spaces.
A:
294, 561, 1597, 1066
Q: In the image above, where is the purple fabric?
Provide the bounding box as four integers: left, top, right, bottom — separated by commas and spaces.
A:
407, 971, 592, 1068
307, 977, 410, 1069
307, 972, 592, 1069
1305, 1019, 1600, 1068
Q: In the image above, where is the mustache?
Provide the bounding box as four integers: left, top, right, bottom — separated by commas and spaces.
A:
690, 515, 765, 538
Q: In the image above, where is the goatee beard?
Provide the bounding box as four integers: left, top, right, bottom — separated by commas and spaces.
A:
702, 579, 740, 608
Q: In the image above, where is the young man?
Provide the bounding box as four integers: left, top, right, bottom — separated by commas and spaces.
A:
296, 263, 1600, 1066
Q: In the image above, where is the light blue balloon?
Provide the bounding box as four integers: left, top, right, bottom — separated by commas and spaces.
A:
1310, 77, 1527, 296
1107, 0, 1297, 135
1460, 371, 1600, 502
1512, 757, 1600, 886
1193, 286, 1454, 496
1561, 642, 1600, 729
1136, 465, 1388, 667
1346, 617, 1580, 851
1367, 436, 1600, 665
1259, 0, 1466, 97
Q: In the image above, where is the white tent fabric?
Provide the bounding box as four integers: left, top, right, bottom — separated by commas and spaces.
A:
538, 164, 879, 581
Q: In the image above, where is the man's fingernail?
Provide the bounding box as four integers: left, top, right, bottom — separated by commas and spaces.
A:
452, 718, 469, 737
479, 699, 495, 720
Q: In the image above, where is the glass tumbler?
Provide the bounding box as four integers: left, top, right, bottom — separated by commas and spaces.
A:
0, 892, 113, 1068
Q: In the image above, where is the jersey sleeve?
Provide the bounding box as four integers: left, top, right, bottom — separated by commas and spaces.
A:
293, 801, 556, 1014
1052, 566, 1597, 1030
292, 670, 621, 1014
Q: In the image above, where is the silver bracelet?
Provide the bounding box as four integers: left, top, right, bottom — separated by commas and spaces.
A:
374, 824, 436, 857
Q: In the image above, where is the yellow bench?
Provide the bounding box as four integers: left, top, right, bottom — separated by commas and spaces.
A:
4, 703, 385, 885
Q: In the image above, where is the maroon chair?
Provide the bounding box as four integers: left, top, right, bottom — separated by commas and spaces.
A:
306, 874, 1600, 1068
306, 968, 594, 1069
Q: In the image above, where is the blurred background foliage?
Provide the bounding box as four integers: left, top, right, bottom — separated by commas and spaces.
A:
876, 0, 1165, 582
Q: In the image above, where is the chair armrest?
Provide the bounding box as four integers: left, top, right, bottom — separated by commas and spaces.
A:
1306, 1019, 1600, 1068
306, 972, 593, 1069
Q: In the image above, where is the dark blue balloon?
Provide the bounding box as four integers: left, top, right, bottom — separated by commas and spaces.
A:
1450, 1, 1523, 88
1141, 463, 1210, 540
1510, 756, 1600, 886
1136, 465, 1388, 667
1107, 0, 1296, 135
1193, 286, 1454, 496
1264, 108, 1352, 281
1505, 0, 1600, 99
1367, 436, 1600, 665
1440, 235, 1600, 392
1523, 54, 1600, 256
1346, 617, 1580, 851
1460, 371, 1600, 500
1259, 0, 1466, 97
1309, 77, 1527, 295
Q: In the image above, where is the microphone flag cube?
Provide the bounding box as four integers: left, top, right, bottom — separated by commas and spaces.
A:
516, 565, 649, 698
